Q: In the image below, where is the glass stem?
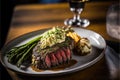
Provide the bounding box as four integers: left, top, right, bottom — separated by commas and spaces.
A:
73, 13, 80, 21
73, 8, 83, 21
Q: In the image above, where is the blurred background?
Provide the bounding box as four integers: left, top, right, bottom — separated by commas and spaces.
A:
0, 0, 119, 80
0, 0, 118, 49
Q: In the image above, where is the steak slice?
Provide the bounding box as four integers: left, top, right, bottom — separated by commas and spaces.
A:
54, 50, 63, 64
59, 49, 67, 63
65, 47, 72, 61
50, 53, 59, 66
45, 55, 51, 68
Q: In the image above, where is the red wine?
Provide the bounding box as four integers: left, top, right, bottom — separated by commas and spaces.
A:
69, 0, 86, 8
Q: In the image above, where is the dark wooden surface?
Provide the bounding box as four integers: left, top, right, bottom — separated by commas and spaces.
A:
6, 1, 119, 43
4, 1, 119, 80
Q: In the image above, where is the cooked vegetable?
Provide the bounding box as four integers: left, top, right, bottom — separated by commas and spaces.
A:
67, 32, 91, 55
75, 38, 92, 55
7, 36, 41, 67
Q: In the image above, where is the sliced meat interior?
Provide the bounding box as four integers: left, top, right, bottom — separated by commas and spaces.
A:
32, 47, 72, 69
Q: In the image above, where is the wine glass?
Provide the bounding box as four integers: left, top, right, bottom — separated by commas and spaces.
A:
64, 0, 90, 27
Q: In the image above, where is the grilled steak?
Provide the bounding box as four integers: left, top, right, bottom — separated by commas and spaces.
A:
32, 27, 74, 69
32, 37, 74, 69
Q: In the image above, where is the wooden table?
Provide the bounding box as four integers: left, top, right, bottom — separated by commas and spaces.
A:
5, 1, 119, 80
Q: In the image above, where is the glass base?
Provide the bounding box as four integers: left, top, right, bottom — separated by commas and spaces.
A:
64, 18, 90, 27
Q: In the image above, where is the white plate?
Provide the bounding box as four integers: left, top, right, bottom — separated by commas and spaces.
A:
0, 28, 106, 76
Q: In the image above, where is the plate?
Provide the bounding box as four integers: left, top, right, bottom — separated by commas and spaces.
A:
0, 28, 106, 76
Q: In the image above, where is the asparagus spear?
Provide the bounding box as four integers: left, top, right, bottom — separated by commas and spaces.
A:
17, 43, 37, 67
6, 36, 42, 67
